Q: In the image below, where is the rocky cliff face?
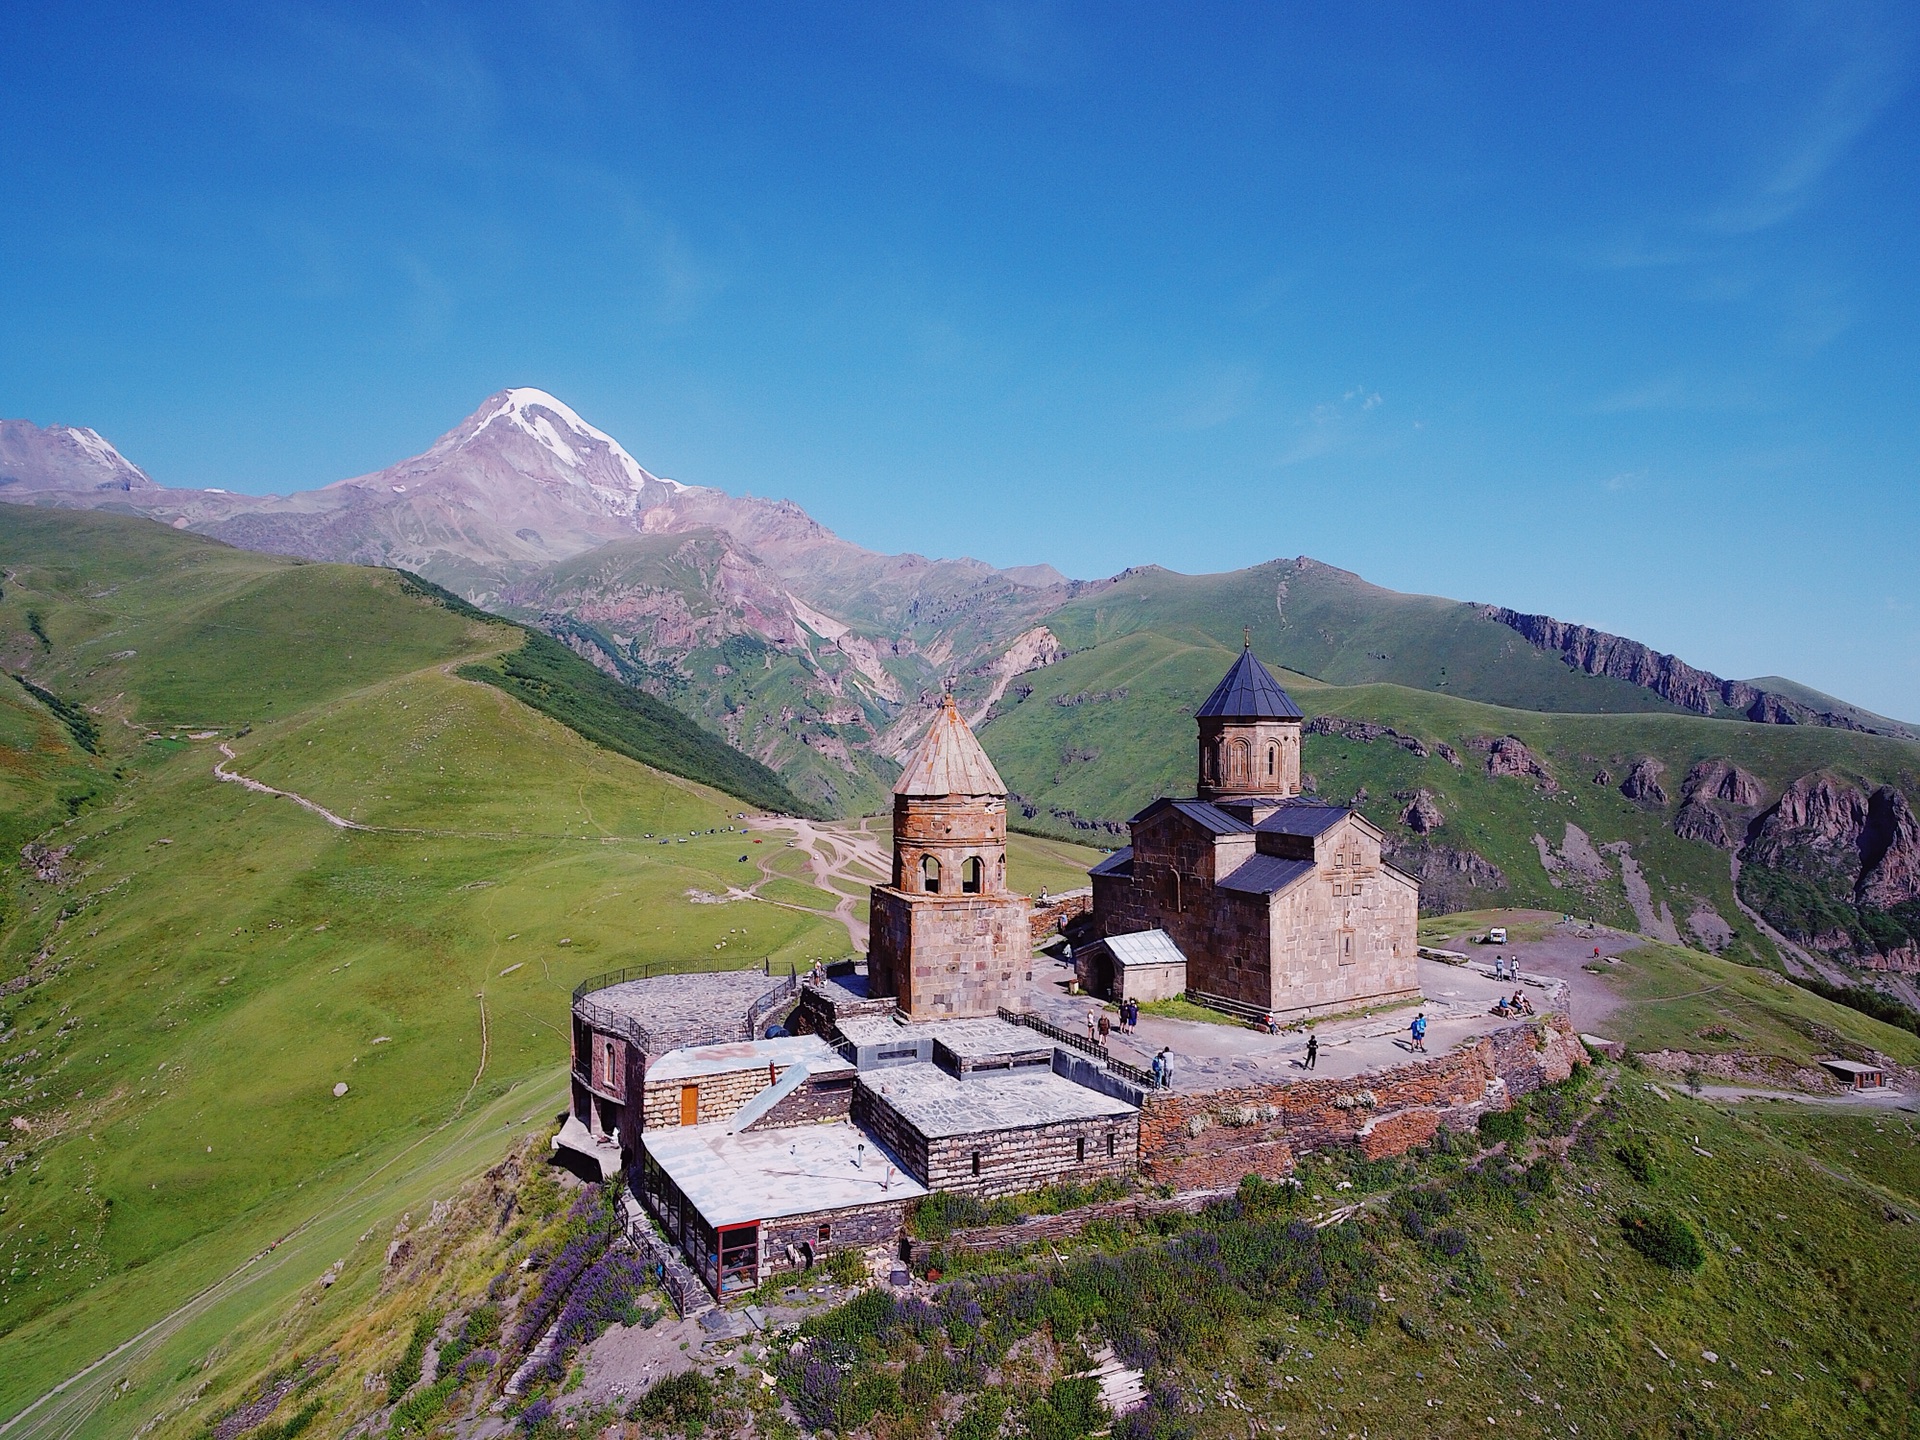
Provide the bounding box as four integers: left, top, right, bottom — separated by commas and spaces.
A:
1737, 772, 1920, 968
1859, 787, 1920, 910
1484, 608, 1905, 737
1684, 758, 1765, 808
1381, 838, 1507, 914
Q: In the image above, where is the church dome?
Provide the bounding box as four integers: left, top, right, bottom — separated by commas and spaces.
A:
1195, 642, 1303, 720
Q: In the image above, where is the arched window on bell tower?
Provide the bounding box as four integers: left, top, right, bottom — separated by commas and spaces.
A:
961, 856, 983, 894
920, 855, 941, 894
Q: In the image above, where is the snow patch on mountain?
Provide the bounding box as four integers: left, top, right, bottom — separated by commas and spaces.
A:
60, 425, 149, 480
471, 388, 687, 502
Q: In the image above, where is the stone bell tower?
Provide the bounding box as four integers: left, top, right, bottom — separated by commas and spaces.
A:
868, 696, 1032, 1019
1195, 634, 1304, 803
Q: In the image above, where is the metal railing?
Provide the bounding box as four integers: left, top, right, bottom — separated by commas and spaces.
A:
997, 1007, 1159, 1090
571, 961, 798, 1052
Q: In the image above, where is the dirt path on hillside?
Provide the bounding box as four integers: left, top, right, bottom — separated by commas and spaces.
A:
744, 817, 887, 953
213, 744, 373, 830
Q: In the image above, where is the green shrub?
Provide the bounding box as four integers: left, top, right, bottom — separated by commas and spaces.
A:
1022, 1376, 1103, 1440
950, 1389, 1010, 1440
825, 1247, 868, 1287
1619, 1208, 1705, 1271
907, 1191, 991, 1241
388, 1375, 457, 1435
1614, 1136, 1659, 1184
1477, 1109, 1525, 1145
629, 1369, 713, 1436
387, 1310, 441, 1403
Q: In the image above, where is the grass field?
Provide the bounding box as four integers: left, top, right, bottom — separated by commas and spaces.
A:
0, 511, 850, 1434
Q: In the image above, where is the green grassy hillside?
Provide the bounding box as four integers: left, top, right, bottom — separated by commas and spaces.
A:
1040, 559, 1690, 715
0, 508, 850, 1434
979, 628, 1920, 962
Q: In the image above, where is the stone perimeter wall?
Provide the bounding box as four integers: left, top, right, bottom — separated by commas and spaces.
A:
1137, 1013, 1587, 1191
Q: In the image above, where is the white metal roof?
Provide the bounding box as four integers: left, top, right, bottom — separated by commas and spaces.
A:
1103, 929, 1188, 969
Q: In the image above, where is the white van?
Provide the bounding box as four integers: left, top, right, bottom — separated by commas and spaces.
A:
1488, 927, 1508, 944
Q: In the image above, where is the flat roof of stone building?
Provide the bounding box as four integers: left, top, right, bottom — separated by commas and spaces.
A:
837, 1015, 1042, 1058
644, 1034, 854, 1086
860, 1064, 1137, 1139
578, 968, 786, 1048
643, 1121, 926, 1229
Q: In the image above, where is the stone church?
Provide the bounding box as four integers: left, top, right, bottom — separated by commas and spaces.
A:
868, 697, 1033, 1019
1085, 641, 1421, 1020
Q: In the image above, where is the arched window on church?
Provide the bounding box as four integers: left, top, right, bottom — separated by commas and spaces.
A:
961, 856, 983, 894
1230, 738, 1250, 783
921, 855, 941, 894
1267, 744, 1276, 777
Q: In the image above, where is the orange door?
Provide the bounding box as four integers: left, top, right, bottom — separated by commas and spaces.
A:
679, 1085, 698, 1126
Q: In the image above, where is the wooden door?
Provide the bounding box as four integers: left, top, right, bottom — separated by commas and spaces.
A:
679, 1084, 699, 1126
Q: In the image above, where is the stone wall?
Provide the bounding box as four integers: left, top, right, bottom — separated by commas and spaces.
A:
1030, 888, 1094, 941
852, 1083, 1139, 1198
743, 1075, 857, 1130
869, 887, 1033, 1020
642, 1062, 793, 1130
924, 1117, 1139, 1199
1135, 1014, 1586, 1190
761, 1199, 910, 1282
1260, 818, 1421, 1019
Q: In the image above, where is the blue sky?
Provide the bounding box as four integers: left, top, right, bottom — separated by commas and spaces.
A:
4, 3, 1917, 718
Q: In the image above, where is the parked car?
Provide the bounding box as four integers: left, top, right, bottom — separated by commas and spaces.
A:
1487, 927, 1508, 944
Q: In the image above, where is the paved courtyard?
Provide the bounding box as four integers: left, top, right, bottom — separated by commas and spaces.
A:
1025, 945, 1569, 1093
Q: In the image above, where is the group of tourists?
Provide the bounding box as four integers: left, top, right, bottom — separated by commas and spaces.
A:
1490, 989, 1534, 1018
1089, 999, 1141, 1045
1149, 1047, 1174, 1089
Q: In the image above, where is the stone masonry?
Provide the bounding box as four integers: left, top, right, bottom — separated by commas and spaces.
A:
1134, 1012, 1587, 1190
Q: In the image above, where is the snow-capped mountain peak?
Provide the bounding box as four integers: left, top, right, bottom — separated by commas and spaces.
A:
451, 388, 687, 506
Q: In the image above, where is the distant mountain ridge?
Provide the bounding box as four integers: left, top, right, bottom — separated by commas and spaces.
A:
0, 388, 1911, 819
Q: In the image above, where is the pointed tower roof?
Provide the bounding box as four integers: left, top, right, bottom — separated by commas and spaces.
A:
895, 696, 1007, 797
1195, 638, 1304, 720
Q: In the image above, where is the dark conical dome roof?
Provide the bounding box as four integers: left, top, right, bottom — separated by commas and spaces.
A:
1195, 642, 1303, 720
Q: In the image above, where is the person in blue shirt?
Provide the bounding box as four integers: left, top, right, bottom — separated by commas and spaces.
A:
1410, 1013, 1428, 1053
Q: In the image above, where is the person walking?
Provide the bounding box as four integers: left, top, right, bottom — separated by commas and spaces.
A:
1305, 1031, 1319, 1070
1098, 1011, 1112, 1045
1154, 1048, 1172, 1089
1410, 1012, 1428, 1054
1127, 997, 1140, 1033
1086, 1009, 1099, 1046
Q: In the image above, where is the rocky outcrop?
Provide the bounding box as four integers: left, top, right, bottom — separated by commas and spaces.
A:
1397, 789, 1444, 834
1742, 773, 1874, 875
1672, 801, 1733, 849
1859, 787, 1920, 909
1683, 758, 1764, 808
1671, 757, 1765, 851
1619, 758, 1666, 806
1472, 735, 1557, 792
1382, 838, 1507, 914
1304, 715, 1433, 759
1483, 607, 1901, 735
1737, 772, 1920, 963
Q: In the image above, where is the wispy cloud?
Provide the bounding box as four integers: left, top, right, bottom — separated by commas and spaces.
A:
1703, 8, 1909, 236
1273, 387, 1386, 468
1164, 363, 1261, 431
